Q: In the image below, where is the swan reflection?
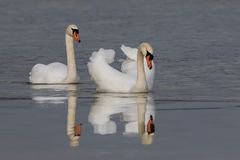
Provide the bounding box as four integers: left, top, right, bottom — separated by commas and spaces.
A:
31, 84, 81, 147
66, 85, 81, 147
89, 93, 155, 144
31, 84, 69, 104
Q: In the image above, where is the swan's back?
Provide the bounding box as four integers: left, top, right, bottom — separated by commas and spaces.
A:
88, 48, 135, 92
29, 62, 67, 84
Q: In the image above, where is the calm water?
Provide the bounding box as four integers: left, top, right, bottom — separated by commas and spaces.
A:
0, 0, 240, 159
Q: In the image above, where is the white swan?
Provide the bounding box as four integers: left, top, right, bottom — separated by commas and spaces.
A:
29, 24, 81, 84
87, 42, 155, 92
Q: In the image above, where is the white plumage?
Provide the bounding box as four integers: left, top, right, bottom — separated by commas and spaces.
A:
88, 43, 155, 93
29, 62, 68, 83
29, 24, 80, 84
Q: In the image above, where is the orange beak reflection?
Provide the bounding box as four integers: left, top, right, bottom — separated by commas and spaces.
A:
146, 55, 153, 70
73, 32, 81, 43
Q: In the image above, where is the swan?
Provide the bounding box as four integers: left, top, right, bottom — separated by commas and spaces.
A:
87, 42, 155, 92
29, 24, 81, 84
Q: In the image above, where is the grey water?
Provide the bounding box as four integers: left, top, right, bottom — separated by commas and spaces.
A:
0, 0, 240, 159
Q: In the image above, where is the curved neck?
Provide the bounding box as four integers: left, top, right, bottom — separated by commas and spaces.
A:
65, 34, 77, 83
133, 50, 147, 92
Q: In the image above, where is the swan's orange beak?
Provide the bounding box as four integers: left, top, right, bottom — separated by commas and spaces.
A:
146, 55, 153, 70
73, 32, 81, 43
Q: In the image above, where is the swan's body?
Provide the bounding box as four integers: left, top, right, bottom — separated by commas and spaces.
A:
87, 42, 155, 93
29, 24, 80, 84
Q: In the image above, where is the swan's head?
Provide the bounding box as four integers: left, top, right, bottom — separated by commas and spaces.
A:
66, 24, 81, 43
139, 42, 154, 70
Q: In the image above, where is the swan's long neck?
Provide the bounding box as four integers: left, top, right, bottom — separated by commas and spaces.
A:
133, 50, 147, 92
65, 34, 77, 83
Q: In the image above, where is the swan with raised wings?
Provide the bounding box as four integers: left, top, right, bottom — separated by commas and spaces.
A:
29, 24, 80, 84
87, 42, 155, 92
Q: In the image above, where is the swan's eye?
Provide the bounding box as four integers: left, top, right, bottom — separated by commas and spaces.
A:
146, 51, 154, 60
71, 28, 79, 34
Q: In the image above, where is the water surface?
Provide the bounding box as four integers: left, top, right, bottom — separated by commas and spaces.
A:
0, 0, 240, 159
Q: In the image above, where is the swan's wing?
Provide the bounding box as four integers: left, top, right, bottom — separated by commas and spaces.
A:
46, 62, 68, 83
120, 44, 137, 60
90, 48, 115, 64
88, 48, 135, 92
120, 44, 137, 75
29, 62, 67, 83
121, 59, 136, 75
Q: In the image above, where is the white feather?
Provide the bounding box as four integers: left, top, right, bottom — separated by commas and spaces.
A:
88, 48, 135, 92
29, 62, 68, 83
88, 44, 155, 92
